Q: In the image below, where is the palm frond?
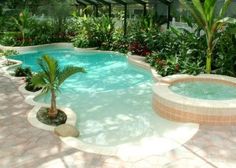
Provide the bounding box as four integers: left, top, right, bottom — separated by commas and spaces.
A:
37, 56, 50, 80
58, 66, 85, 86
217, 17, 236, 25
41, 55, 60, 83
219, 0, 232, 18
179, 0, 205, 29
204, 0, 217, 27
192, 0, 207, 22
31, 72, 48, 90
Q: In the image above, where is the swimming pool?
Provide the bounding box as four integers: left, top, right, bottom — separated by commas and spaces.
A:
11, 47, 198, 159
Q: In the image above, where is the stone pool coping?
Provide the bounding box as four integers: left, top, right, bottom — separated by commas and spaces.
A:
153, 74, 236, 125
0, 43, 200, 161
127, 54, 162, 82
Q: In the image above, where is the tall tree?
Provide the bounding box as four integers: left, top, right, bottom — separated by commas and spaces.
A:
180, 0, 236, 73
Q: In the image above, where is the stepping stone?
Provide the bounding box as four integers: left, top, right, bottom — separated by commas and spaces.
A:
54, 124, 79, 137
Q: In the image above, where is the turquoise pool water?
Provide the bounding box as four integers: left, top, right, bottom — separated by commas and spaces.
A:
11, 48, 198, 148
170, 81, 236, 100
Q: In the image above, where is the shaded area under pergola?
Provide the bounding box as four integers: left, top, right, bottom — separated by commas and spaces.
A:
74, 0, 174, 35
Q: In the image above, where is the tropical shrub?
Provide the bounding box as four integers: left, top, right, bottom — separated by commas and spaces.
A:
180, 0, 236, 73
12, 9, 32, 45
14, 66, 32, 77
213, 27, 236, 76
0, 32, 18, 46
128, 42, 151, 56
0, 6, 71, 46
146, 28, 206, 76
72, 16, 115, 48
128, 16, 160, 54
3, 49, 18, 57
32, 55, 85, 118
25, 75, 42, 92
26, 19, 54, 45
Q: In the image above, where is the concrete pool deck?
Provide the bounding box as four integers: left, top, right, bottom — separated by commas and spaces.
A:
1, 75, 236, 168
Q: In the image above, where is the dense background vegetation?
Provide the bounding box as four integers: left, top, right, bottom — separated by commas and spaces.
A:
1, 0, 236, 77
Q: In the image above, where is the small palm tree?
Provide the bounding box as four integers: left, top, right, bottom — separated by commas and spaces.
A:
32, 55, 85, 118
180, 0, 236, 73
12, 9, 31, 45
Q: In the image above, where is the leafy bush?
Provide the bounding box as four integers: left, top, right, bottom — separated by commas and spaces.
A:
213, 27, 236, 76
1, 9, 71, 46
14, 66, 32, 77
146, 28, 206, 76
0, 32, 18, 46
101, 28, 129, 53
128, 42, 151, 56
71, 16, 115, 48
25, 75, 41, 92
3, 49, 18, 57
128, 16, 160, 54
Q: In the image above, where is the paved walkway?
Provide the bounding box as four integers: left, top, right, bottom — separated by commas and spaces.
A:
0, 75, 236, 168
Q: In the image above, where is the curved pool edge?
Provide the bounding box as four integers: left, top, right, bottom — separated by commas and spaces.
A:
0, 43, 74, 53
153, 74, 236, 125
60, 121, 199, 162
127, 54, 162, 82
1, 44, 200, 161
24, 89, 199, 162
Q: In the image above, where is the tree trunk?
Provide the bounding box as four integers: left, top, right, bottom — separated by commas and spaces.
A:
206, 50, 212, 74
206, 34, 213, 74
49, 89, 58, 118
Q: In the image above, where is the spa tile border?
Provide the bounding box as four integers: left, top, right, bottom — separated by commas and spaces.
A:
153, 74, 236, 125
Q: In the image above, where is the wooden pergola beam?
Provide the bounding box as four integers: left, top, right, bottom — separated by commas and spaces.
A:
112, 0, 126, 6
133, 0, 147, 16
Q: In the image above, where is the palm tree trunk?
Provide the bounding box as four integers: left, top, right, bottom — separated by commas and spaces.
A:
206, 50, 212, 74
49, 89, 58, 118
206, 34, 213, 74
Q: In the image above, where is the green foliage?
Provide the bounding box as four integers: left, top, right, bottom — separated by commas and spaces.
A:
25, 75, 42, 92
0, 32, 17, 46
1, 15, 70, 46
38, 0, 73, 34
71, 16, 115, 48
3, 49, 18, 57
1, 2, 72, 46
213, 26, 236, 76
108, 29, 129, 53
12, 9, 32, 45
32, 55, 85, 118
14, 66, 32, 77
98, 15, 161, 54
146, 28, 206, 76
180, 0, 236, 73
128, 16, 160, 55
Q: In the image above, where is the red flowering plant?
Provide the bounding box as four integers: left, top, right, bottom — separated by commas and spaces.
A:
128, 42, 152, 56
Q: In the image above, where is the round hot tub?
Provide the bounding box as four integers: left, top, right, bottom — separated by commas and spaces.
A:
152, 74, 236, 125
